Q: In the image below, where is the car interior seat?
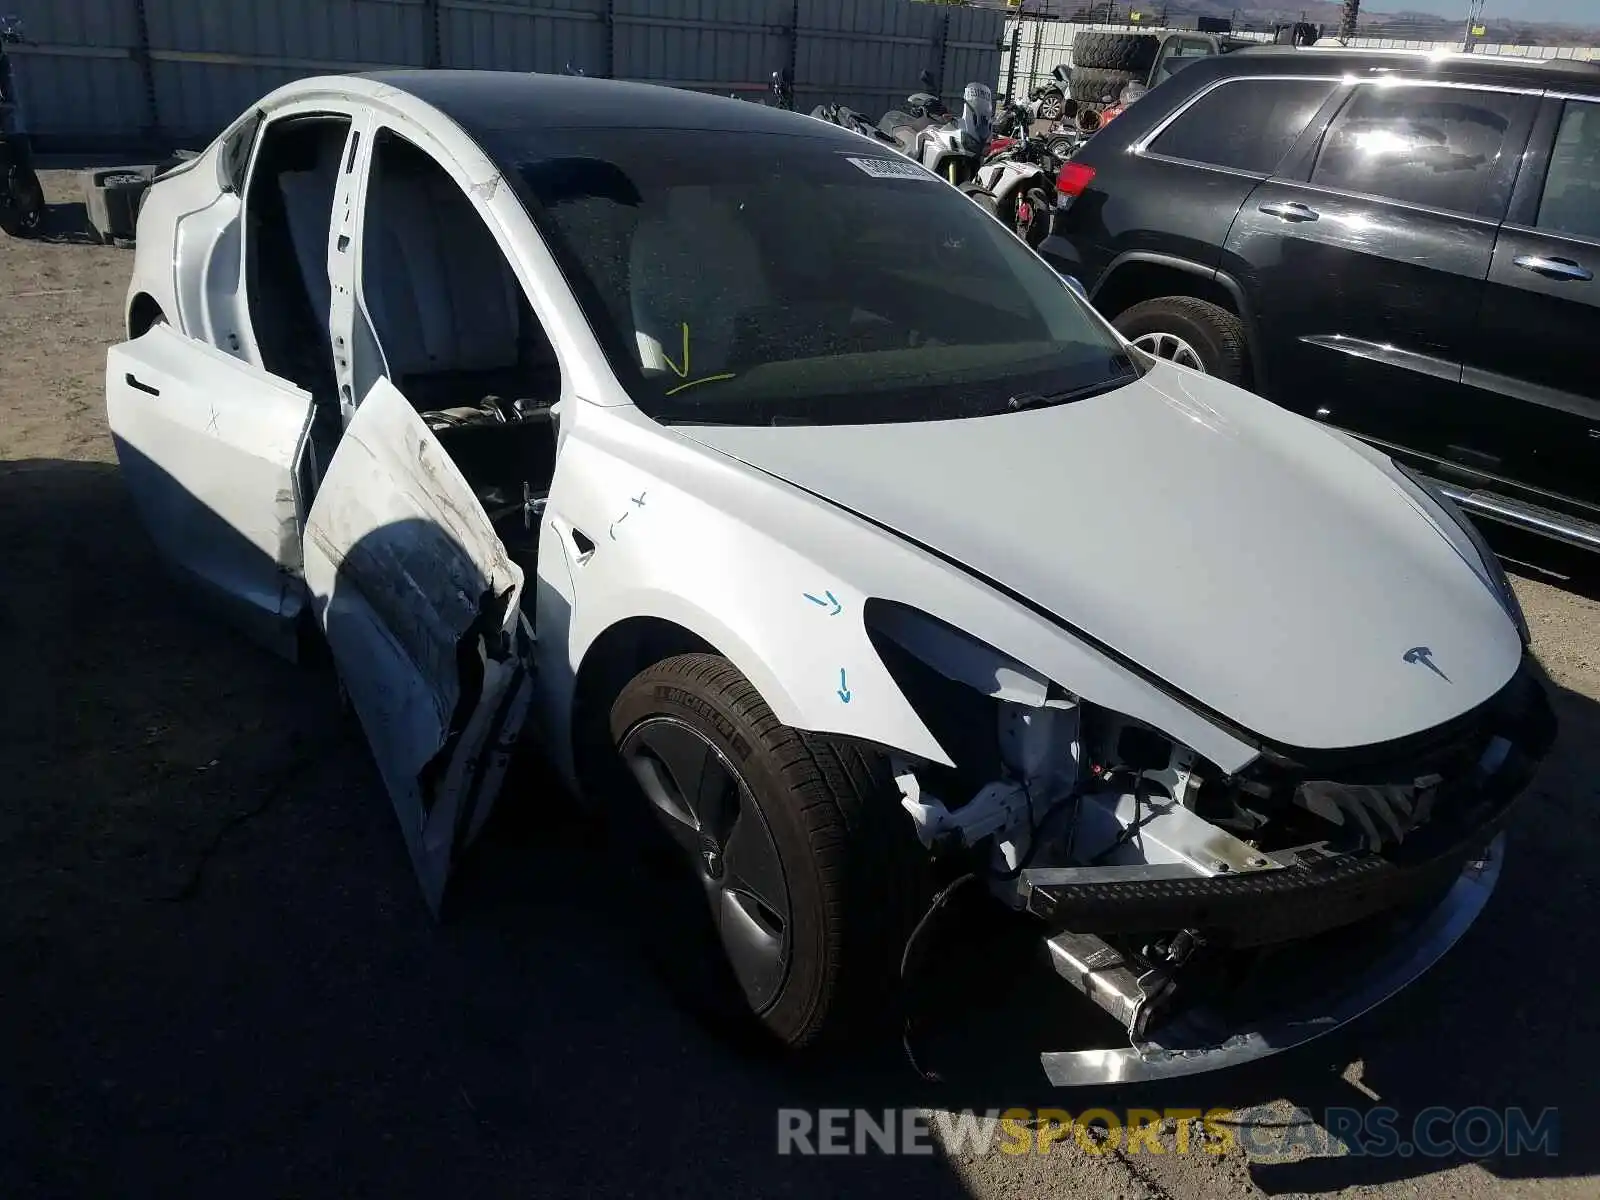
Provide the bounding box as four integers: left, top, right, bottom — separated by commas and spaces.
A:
275, 127, 344, 338
628, 185, 772, 383
360, 134, 558, 414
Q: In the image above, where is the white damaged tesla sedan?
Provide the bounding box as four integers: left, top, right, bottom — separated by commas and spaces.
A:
106, 70, 1555, 1085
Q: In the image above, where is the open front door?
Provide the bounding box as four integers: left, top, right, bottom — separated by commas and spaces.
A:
302, 378, 534, 914
106, 323, 314, 657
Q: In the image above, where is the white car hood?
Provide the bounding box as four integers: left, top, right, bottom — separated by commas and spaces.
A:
674, 364, 1524, 751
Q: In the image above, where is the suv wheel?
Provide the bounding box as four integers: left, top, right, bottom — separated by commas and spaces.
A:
1114, 296, 1250, 384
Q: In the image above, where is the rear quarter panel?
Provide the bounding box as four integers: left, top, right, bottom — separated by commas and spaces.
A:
1056, 63, 1261, 287
125, 148, 223, 338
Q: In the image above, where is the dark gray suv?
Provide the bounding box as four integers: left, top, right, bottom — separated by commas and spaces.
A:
1043, 47, 1600, 552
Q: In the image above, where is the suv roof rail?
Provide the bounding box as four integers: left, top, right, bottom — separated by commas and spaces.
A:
1227, 43, 1600, 76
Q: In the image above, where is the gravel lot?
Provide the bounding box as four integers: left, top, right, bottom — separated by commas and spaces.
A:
4, 169, 1599, 1199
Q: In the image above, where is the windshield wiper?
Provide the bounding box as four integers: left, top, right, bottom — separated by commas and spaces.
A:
1006, 362, 1139, 413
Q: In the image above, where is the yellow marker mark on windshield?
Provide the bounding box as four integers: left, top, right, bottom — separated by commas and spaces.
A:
659, 321, 735, 395
665, 372, 737, 396
662, 322, 692, 378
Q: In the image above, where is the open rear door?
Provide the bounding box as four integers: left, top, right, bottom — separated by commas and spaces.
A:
302, 378, 534, 914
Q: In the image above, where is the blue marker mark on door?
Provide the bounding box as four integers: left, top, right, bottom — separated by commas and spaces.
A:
836, 668, 852, 704
804, 590, 844, 616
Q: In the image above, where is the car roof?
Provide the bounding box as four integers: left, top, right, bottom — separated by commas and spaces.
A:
1221, 45, 1600, 90
360, 68, 855, 141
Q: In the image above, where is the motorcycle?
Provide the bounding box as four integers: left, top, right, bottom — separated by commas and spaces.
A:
0, 14, 44, 237
974, 101, 1056, 248
808, 100, 901, 149
878, 78, 994, 189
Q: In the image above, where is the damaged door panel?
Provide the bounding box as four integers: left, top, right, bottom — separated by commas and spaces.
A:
301, 378, 534, 913
106, 323, 315, 657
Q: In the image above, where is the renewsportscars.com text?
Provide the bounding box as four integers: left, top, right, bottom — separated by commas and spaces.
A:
776, 1106, 1560, 1160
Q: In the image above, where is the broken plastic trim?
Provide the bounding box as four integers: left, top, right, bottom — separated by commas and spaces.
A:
416, 583, 517, 813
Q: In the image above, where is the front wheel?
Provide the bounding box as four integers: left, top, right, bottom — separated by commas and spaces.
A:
609, 654, 929, 1049
1113, 296, 1251, 384
1037, 91, 1064, 121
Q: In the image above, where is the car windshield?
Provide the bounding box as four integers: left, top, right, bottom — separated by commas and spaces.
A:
485, 126, 1136, 426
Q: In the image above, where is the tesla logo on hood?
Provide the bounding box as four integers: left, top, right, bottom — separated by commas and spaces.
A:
1403, 646, 1450, 682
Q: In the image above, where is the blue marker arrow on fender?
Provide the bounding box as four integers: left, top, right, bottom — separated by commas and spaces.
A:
837, 668, 852, 704
804, 590, 844, 616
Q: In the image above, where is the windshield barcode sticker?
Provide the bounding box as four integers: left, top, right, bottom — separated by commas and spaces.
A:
847, 156, 934, 181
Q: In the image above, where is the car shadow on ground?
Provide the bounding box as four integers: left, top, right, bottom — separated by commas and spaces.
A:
2, 456, 1595, 1196
0, 457, 970, 1198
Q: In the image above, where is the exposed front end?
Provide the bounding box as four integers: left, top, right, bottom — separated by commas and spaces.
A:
875, 595, 1556, 1084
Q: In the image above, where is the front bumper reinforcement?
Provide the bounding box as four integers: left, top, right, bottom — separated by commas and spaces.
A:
1036, 832, 1504, 1085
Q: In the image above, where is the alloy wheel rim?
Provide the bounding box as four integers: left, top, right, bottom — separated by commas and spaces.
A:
620, 716, 792, 1013
1130, 331, 1206, 372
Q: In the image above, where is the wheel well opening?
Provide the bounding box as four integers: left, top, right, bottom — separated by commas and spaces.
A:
127, 293, 164, 339
1094, 263, 1239, 323
569, 616, 719, 797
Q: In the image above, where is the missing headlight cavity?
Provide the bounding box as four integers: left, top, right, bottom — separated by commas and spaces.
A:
864, 599, 1065, 791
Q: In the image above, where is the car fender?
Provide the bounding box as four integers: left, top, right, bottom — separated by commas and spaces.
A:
535, 408, 953, 779
534, 402, 1261, 791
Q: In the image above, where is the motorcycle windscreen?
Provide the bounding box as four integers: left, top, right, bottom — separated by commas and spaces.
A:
961, 83, 995, 150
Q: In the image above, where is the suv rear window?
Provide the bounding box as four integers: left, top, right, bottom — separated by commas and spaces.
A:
1147, 77, 1337, 174
1309, 84, 1527, 215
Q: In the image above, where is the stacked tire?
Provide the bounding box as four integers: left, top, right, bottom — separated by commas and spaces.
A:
81, 165, 158, 247
1068, 31, 1156, 103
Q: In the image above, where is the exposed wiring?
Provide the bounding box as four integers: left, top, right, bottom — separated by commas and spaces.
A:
899, 871, 982, 1084
1088, 774, 1154, 866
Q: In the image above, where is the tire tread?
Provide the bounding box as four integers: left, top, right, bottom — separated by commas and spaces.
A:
611, 653, 929, 1048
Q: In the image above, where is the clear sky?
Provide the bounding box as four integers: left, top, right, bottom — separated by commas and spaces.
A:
1365, 1, 1595, 22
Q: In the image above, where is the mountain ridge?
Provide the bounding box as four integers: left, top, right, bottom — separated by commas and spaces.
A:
998, 2, 1600, 44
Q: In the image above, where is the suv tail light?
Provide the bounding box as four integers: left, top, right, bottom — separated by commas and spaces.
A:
1054, 161, 1096, 215
1056, 161, 1096, 197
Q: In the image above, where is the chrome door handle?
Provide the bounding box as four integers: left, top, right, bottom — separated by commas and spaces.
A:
1513, 254, 1593, 282
1258, 200, 1320, 222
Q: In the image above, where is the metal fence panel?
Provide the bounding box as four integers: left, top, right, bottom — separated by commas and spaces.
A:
612, 0, 789, 93
439, 0, 607, 75
4, 0, 145, 139
9, 53, 147, 140
795, 0, 945, 120
941, 3, 1004, 109
6, 0, 140, 44
146, 0, 427, 60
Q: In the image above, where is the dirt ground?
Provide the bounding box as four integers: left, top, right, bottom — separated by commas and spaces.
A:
4, 169, 1599, 1199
